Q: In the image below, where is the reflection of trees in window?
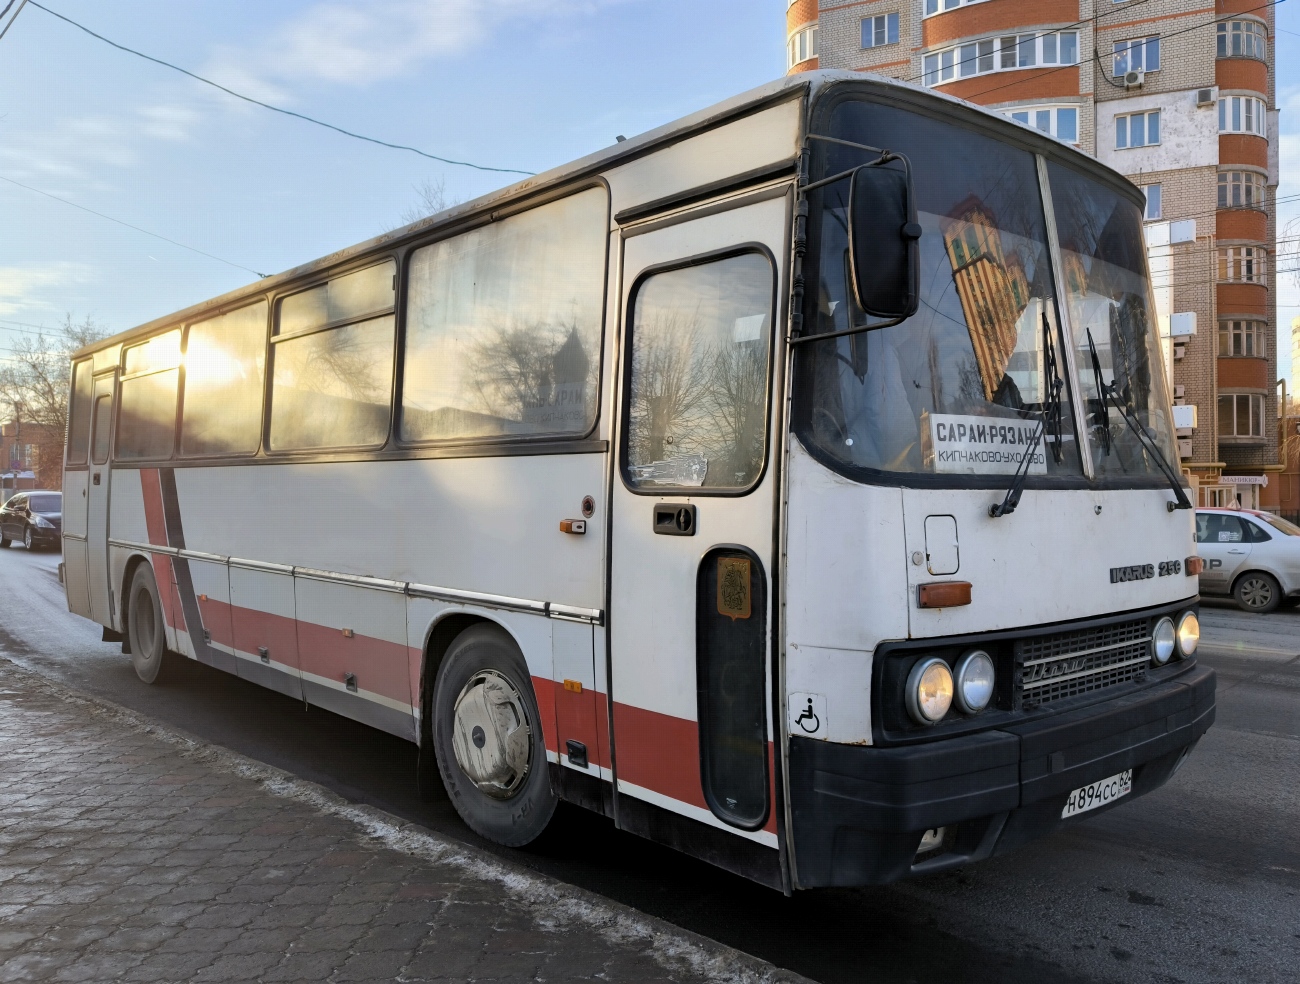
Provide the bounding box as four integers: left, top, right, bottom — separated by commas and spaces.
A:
627, 310, 770, 489
941, 197, 1031, 401
628, 313, 708, 470
466, 322, 592, 434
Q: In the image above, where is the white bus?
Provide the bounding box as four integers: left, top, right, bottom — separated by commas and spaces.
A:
62, 72, 1214, 891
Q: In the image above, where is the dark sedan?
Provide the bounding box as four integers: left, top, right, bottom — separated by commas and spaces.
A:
0, 491, 62, 551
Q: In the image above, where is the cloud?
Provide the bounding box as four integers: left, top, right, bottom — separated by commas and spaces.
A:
0, 263, 91, 317
208, 0, 623, 91
0, 114, 139, 181
137, 104, 201, 143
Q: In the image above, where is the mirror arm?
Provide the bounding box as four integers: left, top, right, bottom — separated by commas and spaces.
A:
788, 316, 906, 347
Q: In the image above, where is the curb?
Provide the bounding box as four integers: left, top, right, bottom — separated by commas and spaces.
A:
1, 657, 812, 984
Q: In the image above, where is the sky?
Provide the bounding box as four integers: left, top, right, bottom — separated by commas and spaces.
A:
1, 1, 1298, 383
0, 0, 787, 358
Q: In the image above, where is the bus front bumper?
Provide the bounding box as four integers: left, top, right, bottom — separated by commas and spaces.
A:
786, 663, 1215, 888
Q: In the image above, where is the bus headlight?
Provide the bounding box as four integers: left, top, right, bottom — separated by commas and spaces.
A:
1151, 617, 1176, 665
906, 657, 953, 726
953, 650, 995, 714
1176, 611, 1200, 658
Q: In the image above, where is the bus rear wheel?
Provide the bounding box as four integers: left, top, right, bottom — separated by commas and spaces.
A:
432, 624, 556, 847
128, 564, 171, 683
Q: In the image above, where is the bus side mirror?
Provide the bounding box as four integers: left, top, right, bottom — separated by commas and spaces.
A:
848, 161, 922, 323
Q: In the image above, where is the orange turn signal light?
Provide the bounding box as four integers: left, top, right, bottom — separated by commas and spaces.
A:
563, 679, 583, 694
917, 581, 972, 609
1185, 556, 1204, 576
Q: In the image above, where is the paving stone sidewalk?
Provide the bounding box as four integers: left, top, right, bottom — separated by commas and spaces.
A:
0, 662, 805, 984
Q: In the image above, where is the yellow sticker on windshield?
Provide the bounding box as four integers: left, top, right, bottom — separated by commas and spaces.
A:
717, 556, 751, 621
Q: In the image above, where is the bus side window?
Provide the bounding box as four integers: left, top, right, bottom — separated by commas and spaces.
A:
269, 262, 395, 451
401, 187, 608, 444
66, 359, 94, 465
181, 301, 268, 457
91, 396, 113, 465
118, 331, 182, 461
624, 252, 774, 491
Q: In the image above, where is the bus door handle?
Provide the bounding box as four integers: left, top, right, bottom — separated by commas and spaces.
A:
92, 472, 101, 486
654, 503, 696, 536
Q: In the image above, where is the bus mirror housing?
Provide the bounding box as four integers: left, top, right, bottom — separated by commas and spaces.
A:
848, 159, 921, 323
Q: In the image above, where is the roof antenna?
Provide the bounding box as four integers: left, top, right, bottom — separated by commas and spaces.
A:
615, 135, 626, 143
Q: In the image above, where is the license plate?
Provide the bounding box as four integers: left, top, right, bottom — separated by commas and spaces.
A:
1061, 769, 1132, 819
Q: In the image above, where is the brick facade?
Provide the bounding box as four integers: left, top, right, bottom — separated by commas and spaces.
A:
792, 0, 1280, 501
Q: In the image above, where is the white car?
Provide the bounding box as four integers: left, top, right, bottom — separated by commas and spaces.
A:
1194, 508, 1300, 613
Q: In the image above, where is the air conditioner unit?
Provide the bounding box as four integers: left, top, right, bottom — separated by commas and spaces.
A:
1174, 385, 1186, 399
1196, 88, 1215, 107
1124, 69, 1145, 89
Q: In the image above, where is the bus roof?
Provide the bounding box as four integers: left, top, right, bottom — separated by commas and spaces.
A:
77, 70, 1142, 359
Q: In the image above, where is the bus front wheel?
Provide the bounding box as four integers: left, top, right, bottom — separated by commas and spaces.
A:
128, 564, 172, 684
432, 624, 556, 847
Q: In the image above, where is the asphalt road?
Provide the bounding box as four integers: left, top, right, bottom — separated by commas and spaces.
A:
1, 543, 1297, 984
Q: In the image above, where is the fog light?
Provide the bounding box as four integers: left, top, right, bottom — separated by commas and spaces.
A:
954, 649, 995, 714
906, 657, 953, 726
1151, 617, 1176, 665
1177, 611, 1199, 658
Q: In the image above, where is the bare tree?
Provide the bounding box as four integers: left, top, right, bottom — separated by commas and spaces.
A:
393, 177, 462, 230
0, 314, 107, 487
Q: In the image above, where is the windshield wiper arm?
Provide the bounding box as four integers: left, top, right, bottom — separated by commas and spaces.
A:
1085, 329, 1112, 457
990, 313, 1063, 518
1085, 330, 1191, 512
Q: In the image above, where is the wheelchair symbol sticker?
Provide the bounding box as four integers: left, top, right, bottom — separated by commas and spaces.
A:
788, 692, 827, 737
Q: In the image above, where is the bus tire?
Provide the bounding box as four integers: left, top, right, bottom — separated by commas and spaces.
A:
0, 536, 9, 548
127, 564, 171, 684
432, 624, 556, 847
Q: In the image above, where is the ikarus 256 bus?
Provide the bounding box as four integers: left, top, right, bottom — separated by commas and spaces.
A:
61, 72, 1214, 891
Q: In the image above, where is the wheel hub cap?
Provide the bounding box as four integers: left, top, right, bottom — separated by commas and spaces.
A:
451, 670, 531, 798
1242, 578, 1272, 607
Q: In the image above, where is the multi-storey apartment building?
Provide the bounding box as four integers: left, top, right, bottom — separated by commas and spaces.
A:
786, 0, 1279, 508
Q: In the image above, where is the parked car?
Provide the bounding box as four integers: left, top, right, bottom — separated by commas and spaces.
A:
0, 491, 62, 552
1194, 507, 1300, 613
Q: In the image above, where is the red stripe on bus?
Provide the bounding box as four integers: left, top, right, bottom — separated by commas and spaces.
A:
294, 618, 413, 706
138, 468, 181, 631
613, 702, 777, 834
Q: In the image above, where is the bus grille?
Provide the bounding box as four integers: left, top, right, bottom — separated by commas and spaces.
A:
1016, 618, 1150, 706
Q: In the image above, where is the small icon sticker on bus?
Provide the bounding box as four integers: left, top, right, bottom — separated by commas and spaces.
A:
788, 692, 827, 737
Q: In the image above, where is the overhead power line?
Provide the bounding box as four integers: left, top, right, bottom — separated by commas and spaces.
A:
0, 173, 268, 277
0, 0, 28, 42
28, 2, 536, 177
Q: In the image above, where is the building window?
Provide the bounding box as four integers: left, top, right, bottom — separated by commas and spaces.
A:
1218, 20, 1267, 60
1219, 320, 1266, 357
788, 24, 818, 69
1005, 105, 1078, 143
1219, 96, 1266, 136
924, 0, 990, 14
862, 13, 899, 49
923, 31, 1078, 86
1218, 246, 1266, 284
1219, 393, 1265, 438
1142, 184, 1162, 220
1115, 110, 1160, 148
1114, 37, 1160, 76
1218, 171, 1267, 209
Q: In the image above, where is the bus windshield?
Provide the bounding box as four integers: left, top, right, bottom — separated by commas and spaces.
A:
794, 95, 1176, 487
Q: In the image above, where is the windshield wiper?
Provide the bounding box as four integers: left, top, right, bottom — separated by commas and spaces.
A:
990, 313, 1063, 518
1085, 328, 1192, 512
1085, 328, 1112, 457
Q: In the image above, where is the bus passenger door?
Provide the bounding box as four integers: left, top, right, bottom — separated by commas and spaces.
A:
62, 358, 94, 618
608, 193, 787, 847
86, 373, 116, 626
